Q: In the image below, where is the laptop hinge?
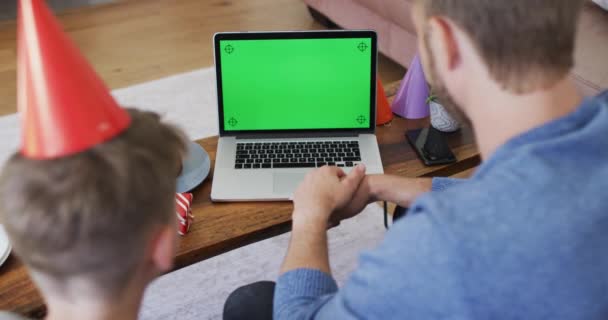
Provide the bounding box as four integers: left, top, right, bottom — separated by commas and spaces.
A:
233, 132, 362, 140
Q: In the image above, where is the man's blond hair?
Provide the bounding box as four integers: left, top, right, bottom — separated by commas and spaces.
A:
417, 0, 585, 92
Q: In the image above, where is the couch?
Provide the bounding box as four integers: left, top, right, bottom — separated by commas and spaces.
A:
303, 0, 608, 96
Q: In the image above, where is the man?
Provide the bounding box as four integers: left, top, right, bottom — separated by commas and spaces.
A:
224, 0, 608, 319
0, 1, 187, 319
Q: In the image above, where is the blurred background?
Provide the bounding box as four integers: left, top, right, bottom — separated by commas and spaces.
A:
0, 0, 114, 20
0, 0, 605, 118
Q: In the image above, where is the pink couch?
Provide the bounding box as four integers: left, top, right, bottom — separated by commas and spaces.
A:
303, 0, 608, 96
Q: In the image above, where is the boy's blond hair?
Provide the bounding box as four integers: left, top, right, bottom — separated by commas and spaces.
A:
0, 109, 186, 294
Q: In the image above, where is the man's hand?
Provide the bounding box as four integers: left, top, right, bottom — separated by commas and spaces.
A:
282, 165, 366, 274
282, 170, 434, 275
332, 175, 435, 223
330, 175, 374, 223
292, 165, 367, 228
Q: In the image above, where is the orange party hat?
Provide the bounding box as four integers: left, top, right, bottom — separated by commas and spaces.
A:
376, 78, 394, 125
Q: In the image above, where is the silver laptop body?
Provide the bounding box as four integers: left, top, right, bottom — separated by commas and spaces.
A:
211, 31, 384, 201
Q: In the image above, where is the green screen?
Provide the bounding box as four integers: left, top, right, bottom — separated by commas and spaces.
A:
219, 38, 372, 131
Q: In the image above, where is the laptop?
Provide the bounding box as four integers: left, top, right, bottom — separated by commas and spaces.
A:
211, 30, 384, 201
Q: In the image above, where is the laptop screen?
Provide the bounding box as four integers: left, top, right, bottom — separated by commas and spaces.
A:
215, 32, 376, 134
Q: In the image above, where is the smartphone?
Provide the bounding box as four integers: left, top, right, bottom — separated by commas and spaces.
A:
406, 127, 457, 166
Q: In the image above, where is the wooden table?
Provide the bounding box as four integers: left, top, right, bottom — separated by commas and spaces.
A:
0, 82, 480, 318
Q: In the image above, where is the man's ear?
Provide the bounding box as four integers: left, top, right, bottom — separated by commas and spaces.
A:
150, 224, 176, 273
427, 16, 461, 72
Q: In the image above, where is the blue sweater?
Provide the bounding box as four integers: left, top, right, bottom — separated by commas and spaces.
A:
275, 91, 608, 320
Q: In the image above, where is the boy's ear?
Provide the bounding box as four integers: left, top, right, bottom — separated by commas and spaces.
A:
151, 225, 176, 273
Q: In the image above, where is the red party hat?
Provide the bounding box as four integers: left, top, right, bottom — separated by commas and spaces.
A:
376, 78, 394, 125
18, 0, 131, 159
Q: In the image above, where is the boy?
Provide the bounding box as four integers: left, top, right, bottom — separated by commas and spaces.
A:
1, 1, 187, 319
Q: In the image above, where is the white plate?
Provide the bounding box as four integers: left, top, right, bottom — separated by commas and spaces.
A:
0, 225, 11, 268
593, 0, 608, 11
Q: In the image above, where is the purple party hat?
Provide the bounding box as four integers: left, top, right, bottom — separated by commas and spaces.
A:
391, 54, 430, 119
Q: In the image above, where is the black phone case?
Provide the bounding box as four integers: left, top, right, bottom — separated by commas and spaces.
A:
406, 127, 457, 166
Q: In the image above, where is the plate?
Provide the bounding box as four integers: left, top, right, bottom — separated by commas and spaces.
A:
0, 225, 11, 268
176, 141, 211, 193
593, 0, 608, 11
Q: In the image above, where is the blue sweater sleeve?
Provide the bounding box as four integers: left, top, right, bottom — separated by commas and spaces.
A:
272, 179, 467, 319
274, 269, 338, 319
431, 177, 465, 191
273, 199, 470, 320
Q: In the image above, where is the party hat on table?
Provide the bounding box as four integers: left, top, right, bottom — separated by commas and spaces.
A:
391, 53, 430, 119
17, 0, 131, 160
376, 77, 394, 125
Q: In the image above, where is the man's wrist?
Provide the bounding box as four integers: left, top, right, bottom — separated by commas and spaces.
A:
292, 208, 331, 232
282, 211, 331, 274
366, 175, 382, 203
367, 176, 433, 207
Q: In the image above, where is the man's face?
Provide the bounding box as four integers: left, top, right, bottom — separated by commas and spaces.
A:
413, 4, 471, 125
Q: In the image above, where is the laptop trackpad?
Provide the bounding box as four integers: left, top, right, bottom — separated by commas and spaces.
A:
273, 172, 306, 196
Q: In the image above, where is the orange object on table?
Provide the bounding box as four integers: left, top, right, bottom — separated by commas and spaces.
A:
376, 78, 394, 125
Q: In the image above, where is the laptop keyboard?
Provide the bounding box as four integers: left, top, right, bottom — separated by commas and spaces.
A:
234, 141, 362, 169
